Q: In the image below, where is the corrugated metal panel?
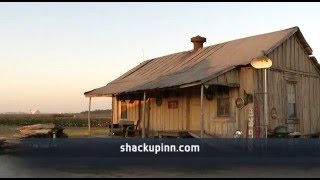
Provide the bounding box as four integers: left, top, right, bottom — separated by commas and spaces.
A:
85, 26, 304, 97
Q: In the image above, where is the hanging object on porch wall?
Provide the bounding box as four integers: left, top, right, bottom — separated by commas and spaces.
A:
156, 97, 162, 106
271, 107, 277, 119
204, 85, 214, 101
235, 98, 245, 109
168, 100, 178, 109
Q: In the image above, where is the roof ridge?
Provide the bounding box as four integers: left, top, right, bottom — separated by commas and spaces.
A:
201, 26, 299, 50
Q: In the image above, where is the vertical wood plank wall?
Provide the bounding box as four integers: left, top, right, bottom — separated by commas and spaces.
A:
112, 97, 118, 124
112, 97, 141, 125
147, 69, 243, 137
238, 67, 255, 138
149, 92, 188, 133
202, 69, 242, 137
263, 34, 320, 134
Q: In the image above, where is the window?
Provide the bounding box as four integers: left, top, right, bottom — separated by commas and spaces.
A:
120, 101, 127, 119
217, 86, 230, 117
286, 82, 297, 120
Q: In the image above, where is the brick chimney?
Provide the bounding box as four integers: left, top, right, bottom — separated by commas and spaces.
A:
191, 35, 206, 52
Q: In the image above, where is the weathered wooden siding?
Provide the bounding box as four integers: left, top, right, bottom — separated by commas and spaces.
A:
184, 67, 249, 138
127, 100, 140, 123
206, 68, 240, 85
202, 87, 239, 137
146, 86, 240, 137
148, 91, 188, 132
203, 68, 242, 137
112, 97, 141, 125
264, 70, 285, 130
269, 35, 318, 74
147, 68, 241, 137
112, 97, 118, 124
238, 67, 255, 138
262, 34, 320, 135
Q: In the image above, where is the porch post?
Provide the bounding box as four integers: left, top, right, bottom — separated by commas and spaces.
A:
264, 68, 268, 138
148, 98, 151, 134
200, 85, 204, 138
142, 91, 146, 138
88, 97, 91, 136
111, 95, 114, 138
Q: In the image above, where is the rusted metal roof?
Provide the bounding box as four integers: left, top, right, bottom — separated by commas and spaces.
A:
84, 26, 310, 97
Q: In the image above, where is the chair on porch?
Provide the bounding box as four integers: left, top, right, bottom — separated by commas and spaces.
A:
125, 119, 141, 137
108, 120, 137, 137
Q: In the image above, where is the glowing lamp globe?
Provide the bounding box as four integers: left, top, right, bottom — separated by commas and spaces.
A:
250, 56, 272, 69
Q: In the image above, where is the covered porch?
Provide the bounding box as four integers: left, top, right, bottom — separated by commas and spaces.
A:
84, 78, 241, 138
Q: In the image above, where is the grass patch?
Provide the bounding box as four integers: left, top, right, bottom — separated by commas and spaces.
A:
64, 127, 109, 138
0, 125, 17, 138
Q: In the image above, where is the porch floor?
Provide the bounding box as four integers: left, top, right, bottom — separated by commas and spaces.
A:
156, 130, 217, 138
157, 131, 190, 138
187, 131, 218, 138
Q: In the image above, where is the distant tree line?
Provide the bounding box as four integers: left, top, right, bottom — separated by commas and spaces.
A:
80, 109, 112, 114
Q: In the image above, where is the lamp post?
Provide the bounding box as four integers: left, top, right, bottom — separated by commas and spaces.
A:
250, 56, 272, 138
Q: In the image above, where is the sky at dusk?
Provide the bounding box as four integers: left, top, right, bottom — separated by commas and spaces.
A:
1, 2, 320, 113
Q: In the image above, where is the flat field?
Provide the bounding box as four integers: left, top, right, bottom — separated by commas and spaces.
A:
0, 114, 110, 138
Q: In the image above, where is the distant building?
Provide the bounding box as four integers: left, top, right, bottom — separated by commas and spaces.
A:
30, 110, 40, 114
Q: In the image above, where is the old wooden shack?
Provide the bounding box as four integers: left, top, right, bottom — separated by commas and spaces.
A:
84, 26, 320, 138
